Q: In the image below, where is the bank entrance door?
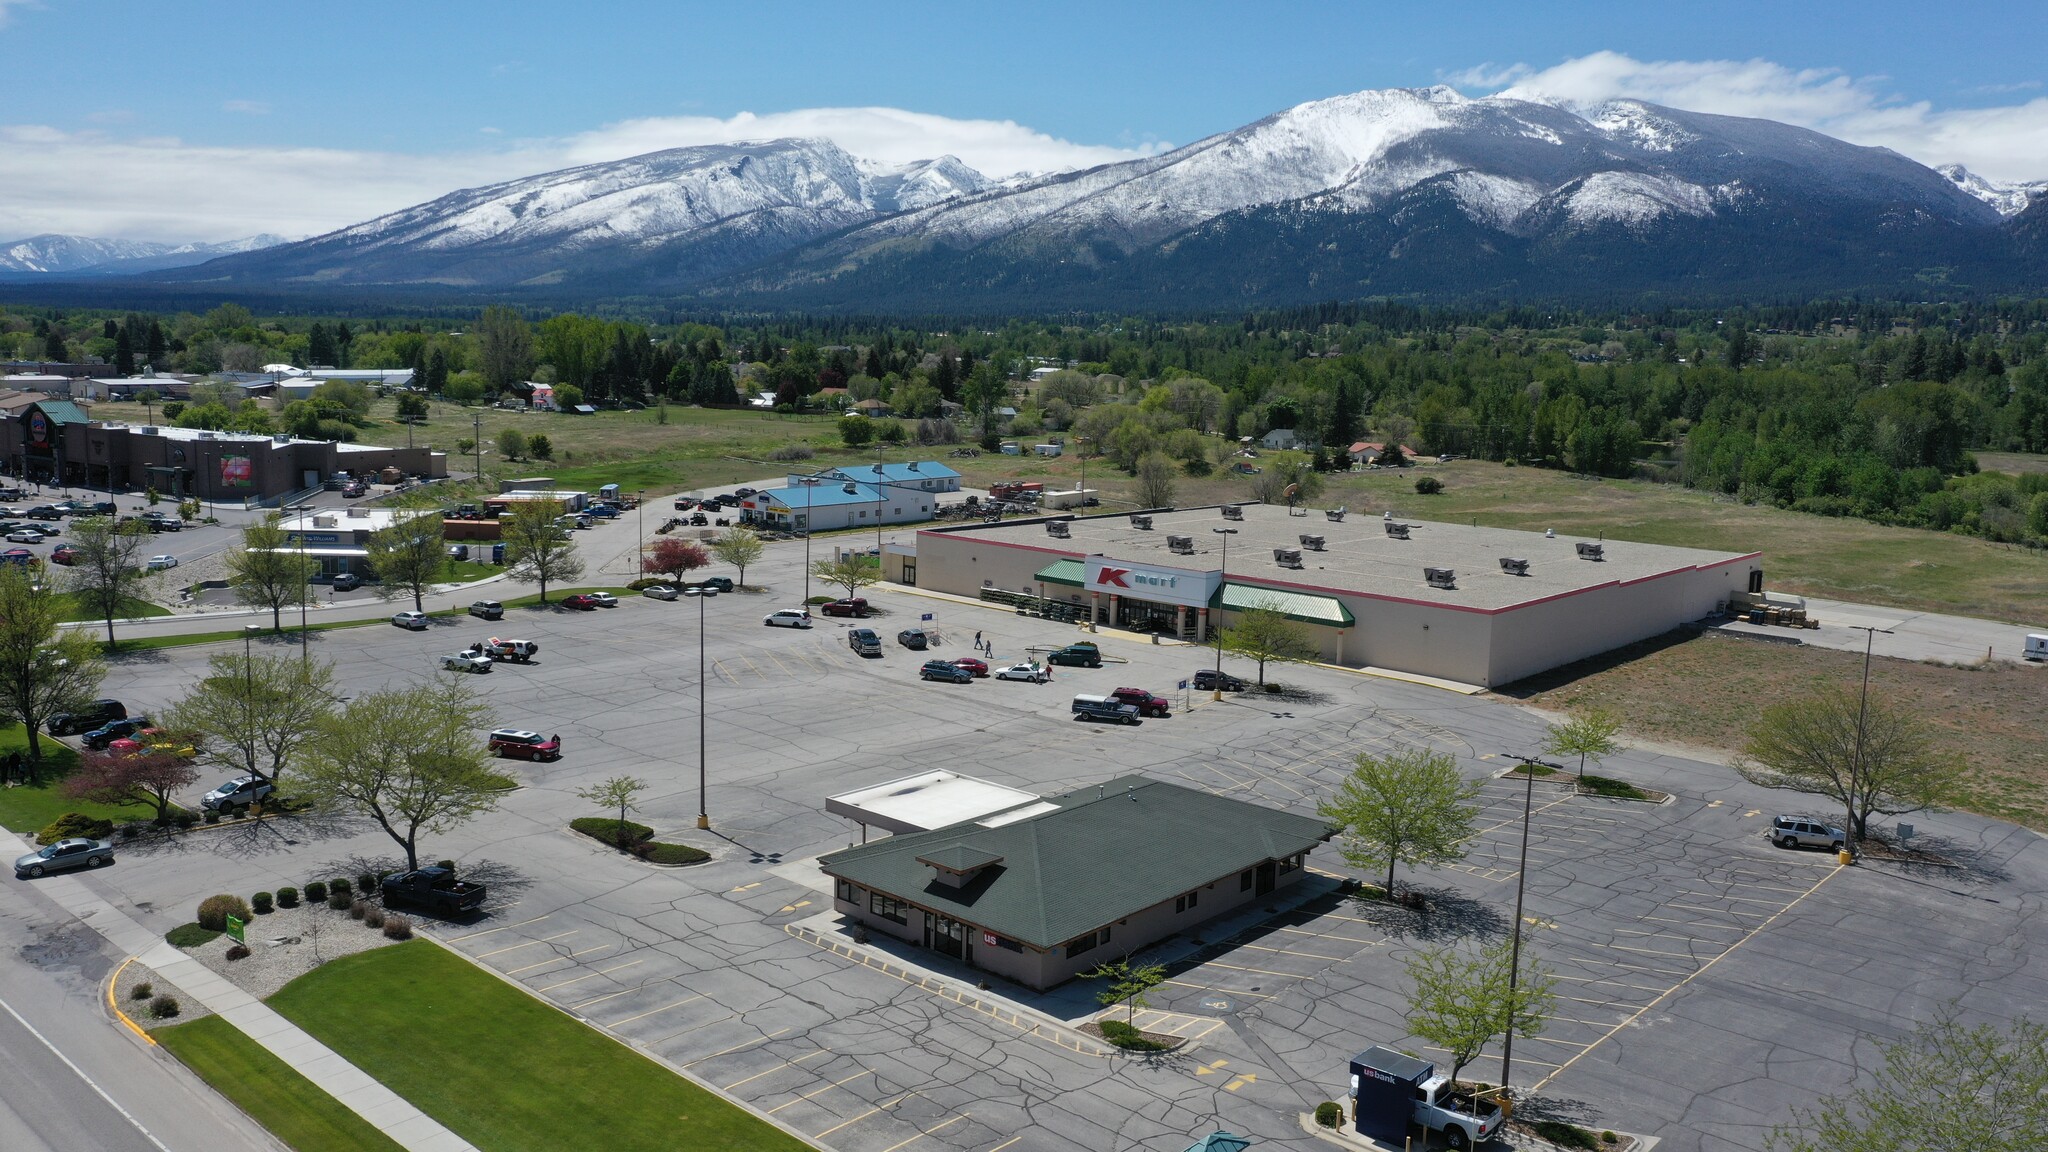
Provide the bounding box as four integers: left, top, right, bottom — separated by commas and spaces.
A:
923, 912, 967, 960
1255, 860, 1277, 896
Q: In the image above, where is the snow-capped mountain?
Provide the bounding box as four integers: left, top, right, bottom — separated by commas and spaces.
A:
0, 233, 284, 275
1936, 165, 2048, 217
153, 86, 2045, 304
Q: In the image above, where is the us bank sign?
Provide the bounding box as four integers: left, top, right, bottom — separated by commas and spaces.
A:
1082, 556, 1222, 609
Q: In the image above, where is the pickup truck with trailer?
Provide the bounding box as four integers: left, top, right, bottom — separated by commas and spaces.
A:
380, 867, 487, 914
1108, 687, 1170, 717
1348, 1045, 1504, 1150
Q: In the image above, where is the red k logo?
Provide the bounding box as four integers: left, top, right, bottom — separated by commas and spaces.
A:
1096, 567, 1130, 588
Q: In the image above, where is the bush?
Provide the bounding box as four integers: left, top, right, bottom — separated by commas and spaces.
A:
330, 878, 351, 897
251, 891, 273, 914
767, 444, 814, 462
1315, 1102, 1343, 1128
1414, 475, 1444, 495
1602, 1133, 1619, 1145
37, 812, 114, 846
304, 880, 327, 902
1531, 1121, 1602, 1150
571, 816, 653, 847
148, 995, 181, 1020
203, 808, 221, 824
328, 891, 351, 911
196, 894, 251, 932
637, 841, 711, 866
1097, 1019, 1169, 1052
276, 886, 299, 908
165, 923, 220, 948
130, 982, 154, 1000
174, 811, 196, 829
383, 915, 414, 940
359, 871, 380, 894
119, 822, 144, 839
363, 906, 386, 929
225, 943, 251, 961
348, 898, 368, 920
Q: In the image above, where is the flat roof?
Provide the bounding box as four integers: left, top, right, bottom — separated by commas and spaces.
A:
931, 503, 1756, 612
282, 508, 423, 533
825, 770, 1042, 836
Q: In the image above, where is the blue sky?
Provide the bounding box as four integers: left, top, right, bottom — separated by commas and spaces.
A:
4, 0, 2046, 241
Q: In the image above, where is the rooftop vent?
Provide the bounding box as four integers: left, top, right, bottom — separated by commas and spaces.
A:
1499, 557, 1530, 576
1326, 507, 1347, 522
1220, 504, 1243, 521
842, 482, 859, 494
1167, 534, 1194, 554
1045, 521, 1070, 538
1130, 514, 1153, 530
1299, 534, 1325, 551
1385, 522, 1412, 539
1576, 542, 1605, 561
1274, 547, 1303, 569
907, 461, 921, 472
1425, 567, 1457, 589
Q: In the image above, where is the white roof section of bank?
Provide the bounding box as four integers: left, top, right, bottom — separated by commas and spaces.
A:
826, 771, 1044, 837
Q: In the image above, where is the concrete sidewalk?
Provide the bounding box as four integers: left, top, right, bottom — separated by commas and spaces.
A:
6, 830, 478, 1152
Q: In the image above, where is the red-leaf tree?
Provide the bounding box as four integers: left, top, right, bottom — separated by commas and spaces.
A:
642, 538, 710, 583
62, 746, 198, 823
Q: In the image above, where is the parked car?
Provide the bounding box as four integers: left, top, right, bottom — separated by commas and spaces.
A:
200, 775, 275, 815
48, 544, 78, 566
585, 503, 620, 519
465, 638, 538, 663
330, 572, 363, 591
897, 628, 930, 650
142, 511, 181, 532
1771, 815, 1846, 852
82, 717, 153, 750
764, 609, 813, 628
441, 652, 495, 673
561, 594, 600, 610
734, 487, 758, 498
145, 554, 178, 570
392, 611, 430, 630
1044, 644, 1102, 668
1192, 669, 1249, 692
587, 592, 618, 608
25, 506, 61, 520
1070, 696, 1141, 725
5, 529, 43, 544
468, 600, 505, 620
951, 657, 989, 677
848, 628, 882, 656
15, 837, 113, 878
821, 598, 871, 618
381, 867, 486, 914
920, 660, 975, 683
994, 663, 1049, 683
672, 497, 696, 511
87, 501, 118, 516
0, 549, 37, 568
697, 576, 735, 593
642, 585, 680, 601
47, 698, 125, 735
488, 729, 560, 761
1108, 687, 1170, 718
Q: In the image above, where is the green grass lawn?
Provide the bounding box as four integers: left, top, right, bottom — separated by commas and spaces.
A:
269, 940, 809, 1152
56, 592, 171, 623
0, 726, 157, 835
155, 1016, 406, 1152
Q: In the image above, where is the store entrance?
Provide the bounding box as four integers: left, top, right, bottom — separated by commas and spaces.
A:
1116, 597, 1178, 635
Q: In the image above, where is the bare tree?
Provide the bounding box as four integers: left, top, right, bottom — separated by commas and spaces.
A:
1734, 686, 1951, 843
64, 516, 153, 644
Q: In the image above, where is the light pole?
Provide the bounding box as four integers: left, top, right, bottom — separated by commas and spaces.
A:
696, 588, 710, 830
1846, 625, 1893, 853
1209, 527, 1236, 700
243, 624, 261, 695
1495, 750, 1560, 1109
798, 476, 821, 604
635, 489, 645, 573
297, 514, 310, 664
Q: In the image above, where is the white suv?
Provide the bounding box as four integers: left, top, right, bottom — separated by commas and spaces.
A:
763, 610, 812, 629
1771, 815, 1845, 852
392, 611, 429, 630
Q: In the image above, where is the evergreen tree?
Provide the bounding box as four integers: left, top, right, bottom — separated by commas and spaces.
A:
42, 328, 68, 361
933, 353, 957, 400
113, 328, 136, 376
145, 320, 168, 368
307, 322, 337, 367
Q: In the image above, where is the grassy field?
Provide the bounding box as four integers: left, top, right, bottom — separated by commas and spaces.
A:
1977, 451, 2048, 475
267, 940, 809, 1152
0, 726, 161, 834
155, 1017, 406, 1152
1507, 629, 2048, 832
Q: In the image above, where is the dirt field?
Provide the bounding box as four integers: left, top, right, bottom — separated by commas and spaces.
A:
1505, 628, 2048, 832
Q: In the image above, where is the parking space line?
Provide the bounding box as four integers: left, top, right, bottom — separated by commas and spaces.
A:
1556, 954, 1693, 977
1273, 927, 1384, 947
507, 954, 577, 976
1663, 902, 1767, 921
1164, 979, 1273, 998
681, 1027, 793, 1069
766, 1068, 876, 1114
1423, 1043, 1560, 1071
1198, 960, 1313, 980
448, 913, 551, 942
1236, 943, 1346, 962
1550, 973, 1676, 993
477, 929, 576, 958
723, 1048, 832, 1091
1674, 889, 1796, 907
814, 1092, 916, 1139
606, 993, 704, 1025
986, 1139, 1023, 1152
537, 959, 643, 992
1606, 943, 1701, 961
574, 984, 653, 1010
878, 1112, 970, 1152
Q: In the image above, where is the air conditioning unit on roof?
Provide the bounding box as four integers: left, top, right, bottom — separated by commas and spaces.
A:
1130, 514, 1153, 530
1167, 535, 1193, 554
1424, 567, 1457, 589
1385, 522, 1411, 539
1220, 505, 1243, 521
1045, 521, 1070, 538
1499, 557, 1530, 576
1299, 534, 1325, 551
1576, 542, 1605, 561
1274, 547, 1303, 569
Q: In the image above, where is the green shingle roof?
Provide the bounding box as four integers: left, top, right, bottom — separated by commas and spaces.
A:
1034, 557, 1085, 587
34, 400, 90, 425
917, 845, 1004, 872
820, 775, 1336, 950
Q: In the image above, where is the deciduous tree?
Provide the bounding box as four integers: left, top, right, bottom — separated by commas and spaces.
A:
576, 776, 648, 848
1133, 450, 1178, 508
1320, 746, 1482, 896
1219, 603, 1318, 686
63, 747, 197, 823
1404, 935, 1558, 1089
1768, 1013, 2048, 1151
0, 567, 105, 770
501, 501, 583, 604
475, 305, 533, 391
495, 428, 526, 461
811, 554, 881, 601
1540, 706, 1625, 787
1082, 957, 1168, 1025
365, 512, 447, 613
642, 539, 709, 583
227, 519, 316, 631
1734, 686, 1951, 842
64, 515, 154, 645
710, 527, 765, 587
164, 652, 338, 786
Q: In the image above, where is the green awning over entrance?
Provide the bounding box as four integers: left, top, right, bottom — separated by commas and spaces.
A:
1034, 558, 1086, 587
1215, 581, 1353, 627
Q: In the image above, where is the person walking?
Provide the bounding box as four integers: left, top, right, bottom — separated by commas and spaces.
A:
974, 630, 982, 648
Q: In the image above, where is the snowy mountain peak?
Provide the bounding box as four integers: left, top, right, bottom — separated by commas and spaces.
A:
1936, 164, 2047, 217
0, 232, 286, 275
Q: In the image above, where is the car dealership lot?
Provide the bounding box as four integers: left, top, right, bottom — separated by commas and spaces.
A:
75, 547, 2048, 1152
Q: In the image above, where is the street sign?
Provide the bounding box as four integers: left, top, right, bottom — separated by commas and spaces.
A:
225, 914, 245, 944
1177, 679, 1188, 690
921, 612, 933, 621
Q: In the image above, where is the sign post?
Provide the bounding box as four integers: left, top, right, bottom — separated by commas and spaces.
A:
225, 914, 246, 944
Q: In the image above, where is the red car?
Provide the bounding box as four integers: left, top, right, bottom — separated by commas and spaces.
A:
1109, 687, 1171, 718
951, 657, 989, 677
821, 598, 871, 618
49, 544, 78, 565
561, 594, 600, 610
488, 729, 561, 761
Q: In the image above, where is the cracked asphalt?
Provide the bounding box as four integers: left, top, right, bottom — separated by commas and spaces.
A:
76, 534, 2048, 1152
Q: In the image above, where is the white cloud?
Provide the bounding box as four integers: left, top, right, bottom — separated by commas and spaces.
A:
1459, 50, 2048, 183
221, 99, 270, 116
0, 106, 1164, 244
0, 1, 39, 30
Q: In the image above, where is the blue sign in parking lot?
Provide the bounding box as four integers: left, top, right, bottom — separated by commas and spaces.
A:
1178, 680, 1189, 690
921, 613, 933, 621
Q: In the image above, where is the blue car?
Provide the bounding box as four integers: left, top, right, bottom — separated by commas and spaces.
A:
919, 660, 975, 684
82, 717, 151, 750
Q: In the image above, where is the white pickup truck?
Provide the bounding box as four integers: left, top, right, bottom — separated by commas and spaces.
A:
465, 638, 539, 664
1349, 1045, 1505, 1150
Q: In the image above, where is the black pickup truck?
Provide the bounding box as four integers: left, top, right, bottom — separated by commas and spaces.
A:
380, 867, 486, 914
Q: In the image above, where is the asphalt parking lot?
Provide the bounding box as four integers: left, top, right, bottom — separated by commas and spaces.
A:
66, 536, 2048, 1152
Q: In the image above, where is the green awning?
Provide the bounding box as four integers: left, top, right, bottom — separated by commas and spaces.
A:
1215, 581, 1353, 627
1035, 558, 1086, 587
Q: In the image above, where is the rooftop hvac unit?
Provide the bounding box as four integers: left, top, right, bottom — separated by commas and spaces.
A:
1576, 542, 1605, 561
1499, 557, 1530, 576
1045, 521, 1070, 538
1385, 522, 1412, 539
1326, 507, 1347, 522
1130, 514, 1153, 530
1299, 534, 1325, 551
1220, 504, 1243, 521
1424, 567, 1457, 589
1166, 535, 1194, 553
1274, 548, 1304, 569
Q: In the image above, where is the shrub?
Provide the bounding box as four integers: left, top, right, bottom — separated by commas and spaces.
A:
165, 923, 220, 948
37, 812, 114, 846
1315, 1102, 1343, 1128
767, 444, 814, 462
328, 892, 351, 911
363, 906, 385, 929
130, 982, 154, 1000
304, 880, 327, 902
1414, 475, 1444, 495
1531, 1121, 1601, 1151
251, 891, 273, 914
639, 841, 711, 866
383, 915, 414, 940
174, 811, 196, 829
1097, 1019, 1169, 1052
348, 898, 368, 920
360, 871, 380, 893
1602, 1133, 1619, 1145
225, 943, 250, 961
203, 808, 221, 824
196, 894, 251, 932
119, 822, 144, 839
330, 878, 351, 897
148, 995, 181, 1020
570, 816, 654, 847
276, 886, 299, 908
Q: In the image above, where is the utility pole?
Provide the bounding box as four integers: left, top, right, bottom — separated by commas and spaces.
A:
696, 589, 710, 830
1209, 527, 1236, 700
472, 411, 484, 489
1494, 750, 1561, 1109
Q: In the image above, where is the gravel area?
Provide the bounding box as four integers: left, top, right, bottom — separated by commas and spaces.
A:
112, 958, 212, 1030
177, 903, 408, 1000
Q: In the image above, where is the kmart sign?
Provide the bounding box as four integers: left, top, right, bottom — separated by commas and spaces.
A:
1083, 557, 1220, 608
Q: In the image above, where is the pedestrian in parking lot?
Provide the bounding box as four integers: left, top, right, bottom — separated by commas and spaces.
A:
974, 630, 982, 648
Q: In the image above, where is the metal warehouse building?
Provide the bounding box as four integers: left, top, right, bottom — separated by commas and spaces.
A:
902, 503, 1761, 688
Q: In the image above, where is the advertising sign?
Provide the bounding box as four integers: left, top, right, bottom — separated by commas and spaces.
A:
1082, 557, 1221, 608
26, 411, 48, 448
225, 914, 246, 944
221, 455, 254, 486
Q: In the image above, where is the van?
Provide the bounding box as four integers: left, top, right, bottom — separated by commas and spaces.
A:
2026, 634, 2048, 662
1071, 694, 1141, 725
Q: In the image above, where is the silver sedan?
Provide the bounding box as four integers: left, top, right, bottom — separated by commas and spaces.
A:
15, 837, 114, 878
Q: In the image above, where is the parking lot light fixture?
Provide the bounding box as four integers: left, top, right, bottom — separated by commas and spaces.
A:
1495, 750, 1562, 1107
696, 585, 710, 830
1209, 527, 1236, 700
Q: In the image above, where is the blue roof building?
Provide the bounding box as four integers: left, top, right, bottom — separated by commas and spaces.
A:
817, 460, 962, 492
742, 475, 941, 532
